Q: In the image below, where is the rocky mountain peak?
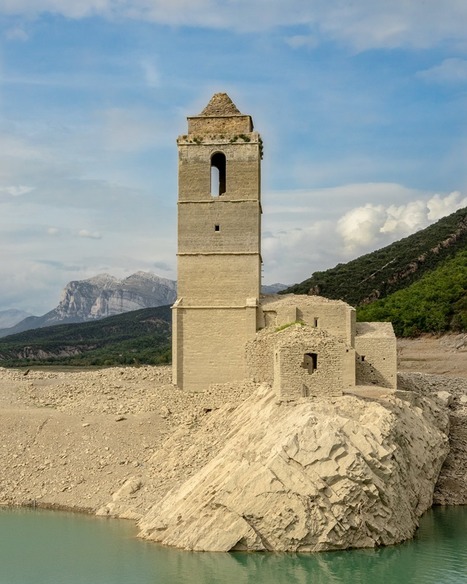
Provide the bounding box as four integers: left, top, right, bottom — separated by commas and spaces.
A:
84, 274, 120, 288
0, 309, 33, 329
55, 272, 177, 322
0, 272, 178, 337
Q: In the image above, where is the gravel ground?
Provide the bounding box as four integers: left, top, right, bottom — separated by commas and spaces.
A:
0, 334, 465, 516
0, 365, 255, 513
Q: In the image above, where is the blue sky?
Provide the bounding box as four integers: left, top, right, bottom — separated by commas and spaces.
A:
1, 1, 467, 314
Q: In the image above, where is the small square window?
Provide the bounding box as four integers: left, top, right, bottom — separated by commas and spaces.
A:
214, 224, 220, 231
302, 352, 317, 374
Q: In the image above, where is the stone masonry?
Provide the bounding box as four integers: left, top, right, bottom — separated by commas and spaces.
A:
172, 93, 262, 391
247, 294, 396, 401
172, 92, 397, 398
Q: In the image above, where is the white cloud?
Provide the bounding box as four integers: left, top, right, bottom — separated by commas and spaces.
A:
337, 204, 387, 251
417, 58, 467, 84
308, 1, 467, 50
0, 185, 35, 197
0, 0, 113, 19
380, 200, 429, 236
47, 227, 60, 236
427, 191, 467, 220
5, 26, 29, 41
1, 1, 467, 50
262, 188, 467, 285
78, 229, 102, 239
141, 59, 160, 88
285, 34, 318, 50
337, 191, 467, 252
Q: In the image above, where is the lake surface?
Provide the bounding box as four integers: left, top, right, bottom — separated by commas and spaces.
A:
0, 506, 466, 584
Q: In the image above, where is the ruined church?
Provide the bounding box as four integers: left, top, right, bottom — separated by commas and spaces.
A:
172, 93, 396, 397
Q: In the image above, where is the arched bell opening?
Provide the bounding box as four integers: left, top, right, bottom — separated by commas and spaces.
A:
210, 152, 226, 196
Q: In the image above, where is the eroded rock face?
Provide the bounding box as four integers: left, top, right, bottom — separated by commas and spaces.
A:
57, 272, 177, 320
398, 372, 467, 505
138, 384, 449, 552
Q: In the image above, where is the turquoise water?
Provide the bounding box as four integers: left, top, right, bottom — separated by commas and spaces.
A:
0, 506, 466, 583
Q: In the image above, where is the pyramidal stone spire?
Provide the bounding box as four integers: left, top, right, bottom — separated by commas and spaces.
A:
173, 95, 261, 391
199, 93, 242, 116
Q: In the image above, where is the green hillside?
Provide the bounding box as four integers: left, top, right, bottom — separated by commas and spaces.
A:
284, 207, 467, 306
357, 252, 467, 336
0, 306, 172, 367
1, 208, 466, 367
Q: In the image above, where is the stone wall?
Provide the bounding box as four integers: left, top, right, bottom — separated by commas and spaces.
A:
248, 296, 398, 399
178, 201, 260, 254
173, 94, 262, 391
186, 94, 254, 135
261, 295, 356, 345
247, 319, 354, 400
273, 326, 348, 399
177, 139, 261, 201
355, 322, 397, 389
245, 327, 276, 385
187, 115, 253, 135
173, 304, 257, 391
177, 255, 261, 305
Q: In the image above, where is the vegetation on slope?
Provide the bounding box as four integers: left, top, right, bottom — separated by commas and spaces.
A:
357, 252, 467, 337
284, 207, 467, 306
0, 306, 172, 367
2, 208, 466, 365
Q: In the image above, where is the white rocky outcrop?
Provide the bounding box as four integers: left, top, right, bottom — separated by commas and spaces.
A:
57, 272, 177, 320
0, 365, 462, 554
0, 272, 177, 338
138, 384, 449, 552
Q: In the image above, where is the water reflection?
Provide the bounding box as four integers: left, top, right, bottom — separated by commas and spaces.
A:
0, 507, 466, 584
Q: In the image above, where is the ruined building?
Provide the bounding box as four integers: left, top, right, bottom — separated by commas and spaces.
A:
172, 93, 397, 396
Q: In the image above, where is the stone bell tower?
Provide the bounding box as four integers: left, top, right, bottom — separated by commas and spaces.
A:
172, 93, 262, 391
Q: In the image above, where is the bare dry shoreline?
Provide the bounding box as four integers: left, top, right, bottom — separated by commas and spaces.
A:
397, 334, 467, 379
0, 365, 255, 515
0, 334, 466, 540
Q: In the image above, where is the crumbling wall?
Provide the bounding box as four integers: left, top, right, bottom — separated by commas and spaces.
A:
247, 320, 352, 400
273, 326, 348, 400
249, 297, 398, 399
245, 327, 276, 385
260, 295, 356, 345
355, 322, 397, 389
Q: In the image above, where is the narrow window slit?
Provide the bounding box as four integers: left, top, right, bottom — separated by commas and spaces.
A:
210, 152, 226, 196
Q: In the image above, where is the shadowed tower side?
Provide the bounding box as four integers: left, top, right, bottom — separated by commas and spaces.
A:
172, 93, 262, 391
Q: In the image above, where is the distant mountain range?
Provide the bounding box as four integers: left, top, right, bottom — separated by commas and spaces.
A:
0, 207, 465, 365
0, 273, 288, 339
3, 205, 465, 365
0, 309, 33, 329
0, 272, 177, 339
0, 306, 172, 366
261, 283, 288, 295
